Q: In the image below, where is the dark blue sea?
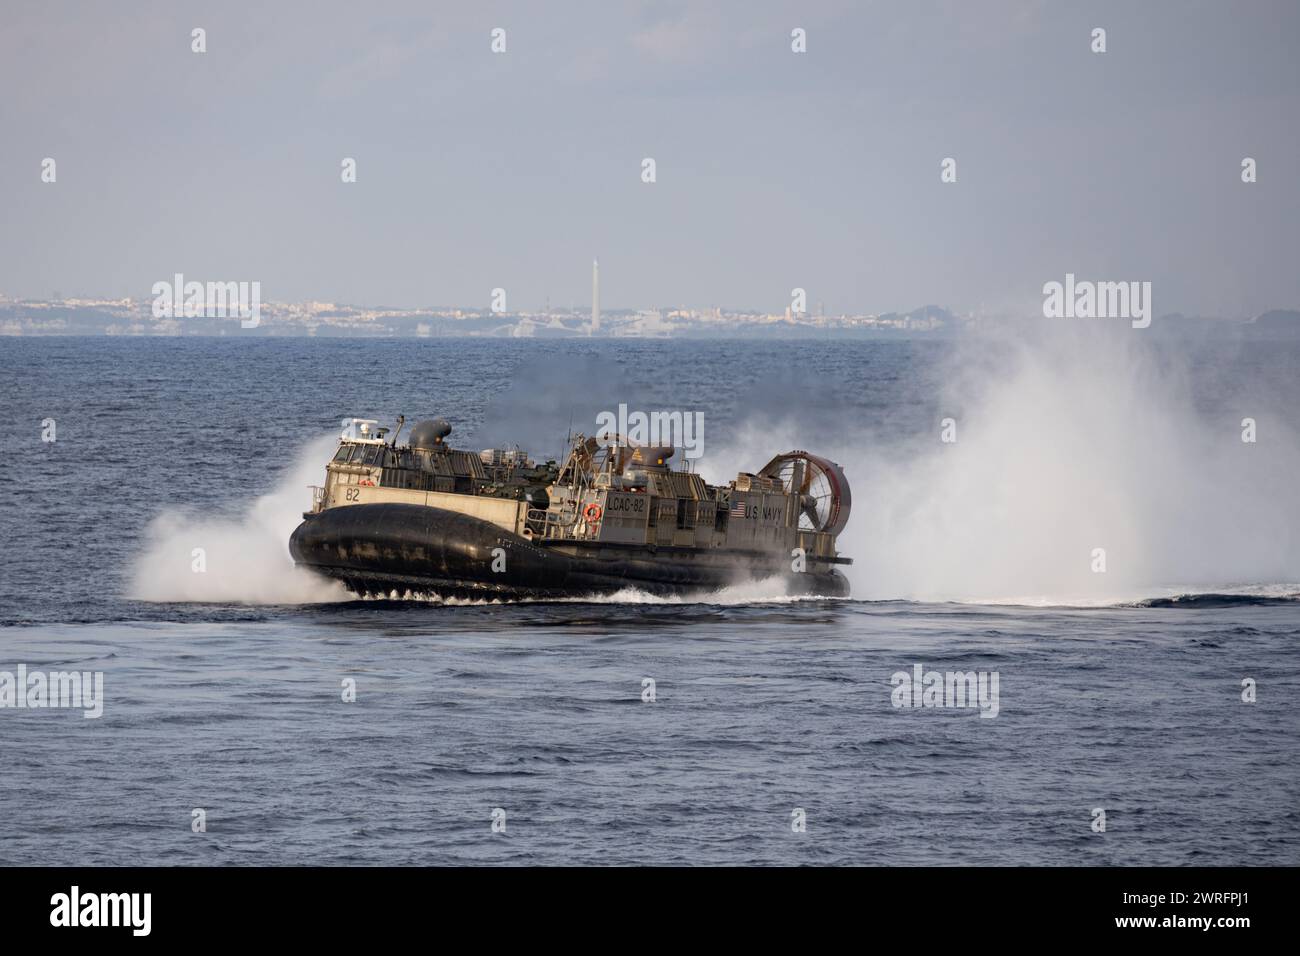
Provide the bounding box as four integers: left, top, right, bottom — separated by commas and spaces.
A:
1, 334, 1298, 865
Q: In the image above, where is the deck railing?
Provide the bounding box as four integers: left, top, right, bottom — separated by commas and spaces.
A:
526, 507, 582, 540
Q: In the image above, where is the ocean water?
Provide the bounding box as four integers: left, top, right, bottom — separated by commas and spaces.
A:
1, 334, 1297, 865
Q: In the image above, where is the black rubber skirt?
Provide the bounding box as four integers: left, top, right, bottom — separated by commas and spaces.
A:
289, 503, 849, 600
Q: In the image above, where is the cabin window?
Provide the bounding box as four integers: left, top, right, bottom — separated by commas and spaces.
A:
333, 445, 351, 462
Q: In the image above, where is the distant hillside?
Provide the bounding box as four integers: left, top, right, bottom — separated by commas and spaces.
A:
875, 305, 958, 328
1253, 309, 1300, 331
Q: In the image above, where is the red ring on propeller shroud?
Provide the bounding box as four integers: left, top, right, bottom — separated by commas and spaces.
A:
757, 450, 852, 537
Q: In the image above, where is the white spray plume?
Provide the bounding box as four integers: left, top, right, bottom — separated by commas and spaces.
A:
702, 328, 1300, 605
129, 434, 347, 605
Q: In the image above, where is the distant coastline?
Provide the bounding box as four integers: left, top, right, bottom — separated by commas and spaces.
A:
1, 297, 1296, 338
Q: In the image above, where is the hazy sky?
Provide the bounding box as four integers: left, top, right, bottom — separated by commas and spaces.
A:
2, 0, 1297, 317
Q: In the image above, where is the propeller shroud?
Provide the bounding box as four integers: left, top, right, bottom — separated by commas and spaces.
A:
758, 451, 852, 537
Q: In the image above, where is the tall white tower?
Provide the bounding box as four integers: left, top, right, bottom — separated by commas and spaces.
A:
591, 258, 600, 335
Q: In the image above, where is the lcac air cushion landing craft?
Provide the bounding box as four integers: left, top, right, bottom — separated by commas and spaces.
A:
289, 417, 853, 600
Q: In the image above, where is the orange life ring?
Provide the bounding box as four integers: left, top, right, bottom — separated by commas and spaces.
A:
583, 503, 602, 523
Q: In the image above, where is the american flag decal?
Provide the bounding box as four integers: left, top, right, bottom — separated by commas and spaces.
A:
729, 498, 747, 518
